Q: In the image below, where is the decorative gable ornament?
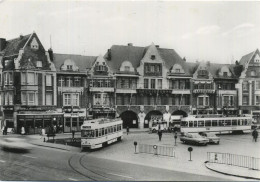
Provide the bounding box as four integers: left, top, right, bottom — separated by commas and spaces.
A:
20, 58, 36, 70
119, 60, 135, 72
171, 64, 185, 74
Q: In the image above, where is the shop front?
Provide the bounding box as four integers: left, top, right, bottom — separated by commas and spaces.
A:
17, 113, 64, 135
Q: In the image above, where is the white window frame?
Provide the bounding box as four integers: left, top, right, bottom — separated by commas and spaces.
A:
46, 75, 52, 86
63, 93, 71, 106
72, 93, 79, 106
37, 61, 42, 68
197, 95, 209, 106
21, 92, 27, 105
94, 93, 102, 106
46, 92, 53, 105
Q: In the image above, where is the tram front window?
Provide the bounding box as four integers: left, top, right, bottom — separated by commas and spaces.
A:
205, 120, 211, 127
181, 121, 188, 127
212, 120, 218, 126
189, 121, 193, 127
81, 130, 94, 138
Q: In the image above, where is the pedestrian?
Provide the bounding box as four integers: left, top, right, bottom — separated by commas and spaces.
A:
54, 125, 57, 134
126, 126, 129, 135
4, 125, 7, 135
72, 129, 75, 141
21, 126, 25, 135
158, 128, 163, 141
252, 129, 258, 142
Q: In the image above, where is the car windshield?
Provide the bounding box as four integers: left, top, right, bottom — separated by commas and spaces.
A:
192, 133, 202, 138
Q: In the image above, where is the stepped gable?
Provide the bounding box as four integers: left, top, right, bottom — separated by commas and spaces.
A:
3, 34, 32, 56
105, 44, 188, 74
53, 53, 97, 72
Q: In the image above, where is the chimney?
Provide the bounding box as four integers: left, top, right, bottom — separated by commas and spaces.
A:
127, 43, 133, 46
0, 38, 6, 51
155, 45, 159, 48
183, 57, 186, 62
48, 48, 54, 62
107, 49, 111, 60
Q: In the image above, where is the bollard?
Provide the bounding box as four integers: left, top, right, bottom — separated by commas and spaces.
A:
188, 147, 193, 161
134, 141, 137, 154
153, 145, 158, 155
174, 135, 177, 146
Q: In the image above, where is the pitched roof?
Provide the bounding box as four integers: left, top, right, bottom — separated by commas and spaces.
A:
53, 53, 97, 72
105, 44, 189, 75
239, 50, 255, 66
3, 34, 32, 57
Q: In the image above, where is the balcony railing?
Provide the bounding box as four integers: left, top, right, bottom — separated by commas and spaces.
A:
193, 89, 215, 94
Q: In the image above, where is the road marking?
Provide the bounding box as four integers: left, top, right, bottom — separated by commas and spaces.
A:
0, 160, 6, 163
107, 172, 134, 179
68, 178, 78, 181
22, 155, 37, 159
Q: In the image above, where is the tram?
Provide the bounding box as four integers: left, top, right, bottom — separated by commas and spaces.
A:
180, 115, 252, 134
81, 118, 123, 150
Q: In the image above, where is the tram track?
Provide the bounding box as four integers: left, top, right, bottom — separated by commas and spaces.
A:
68, 154, 112, 181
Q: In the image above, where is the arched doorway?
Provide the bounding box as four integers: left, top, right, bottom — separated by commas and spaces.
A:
172, 110, 188, 118
120, 111, 138, 128
144, 110, 163, 128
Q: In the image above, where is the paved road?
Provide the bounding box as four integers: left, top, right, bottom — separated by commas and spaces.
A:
0, 144, 231, 181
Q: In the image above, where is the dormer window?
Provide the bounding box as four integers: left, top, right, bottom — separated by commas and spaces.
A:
223, 72, 228, 77
30, 38, 39, 50
175, 69, 180, 73
67, 65, 73, 70
124, 66, 130, 72
198, 70, 207, 76
151, 55, 156, 60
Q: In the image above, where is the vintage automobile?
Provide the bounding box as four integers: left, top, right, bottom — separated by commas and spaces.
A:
199, 132, 220, 144
0, 138, 33, 152
180, 133, 209, 146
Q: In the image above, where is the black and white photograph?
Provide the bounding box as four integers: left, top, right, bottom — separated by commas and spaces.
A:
0, 0, 260, 181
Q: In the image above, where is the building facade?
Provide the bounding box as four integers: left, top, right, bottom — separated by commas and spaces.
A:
0, 32, 259, 132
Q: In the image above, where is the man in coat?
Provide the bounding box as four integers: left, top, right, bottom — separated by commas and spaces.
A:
252, 129, 258, 142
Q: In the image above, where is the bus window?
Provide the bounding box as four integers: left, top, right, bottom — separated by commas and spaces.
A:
232, 119, 237, 126
189, 121, 193, 127
102, 128, 105, 136
181, 121, 188, 127
205, 120, 211, 127
114, 125, 117, 132
81, 130, 94, 138
108, 127, 110, 134
198, 120, 204, 127
212, 120, 218, 126
219, 120, 224, 126
120, 124, 122, 130
244, 119, 248, 125
105, 128, 108, 135
225, 120, 231, 126
194, 121, 198, 127
95, 129, 98, 137
99, 129, 101, 136
117, 124, 120, 131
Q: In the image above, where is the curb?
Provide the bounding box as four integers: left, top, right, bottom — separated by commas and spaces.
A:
204, 161, 260, 180
31, 143, 70, 151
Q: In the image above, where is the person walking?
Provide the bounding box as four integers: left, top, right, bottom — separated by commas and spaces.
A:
252, 129, 258, 142
126, 126, 129, 135
3, 125, 7, 135
158, 128, 163, 141
21, 126, 25, 135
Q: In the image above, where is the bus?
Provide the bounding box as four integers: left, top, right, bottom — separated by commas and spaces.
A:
180, 115, 252, 134
81, 118, 123, 150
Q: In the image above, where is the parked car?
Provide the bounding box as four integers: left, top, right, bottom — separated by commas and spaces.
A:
180, 133, 209, 146
199, 132, 220, 144
0, 138, 32, 152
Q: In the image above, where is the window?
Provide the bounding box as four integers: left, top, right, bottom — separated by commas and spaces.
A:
58, 77, 65, 87
4, 72, 13, 85
66, 77, 72, 87
243, 96, 248, 105
72, 94, 79, 106
256, 96, 260, 105
21, 72, 26, 85
198, 97, 203, 106
46, 93, 52, 105
121, 79, 125, 89
46, 75, 52, 86
67, 65, 73, 70
37, 61, 42, 68
28, 93, 35, 105
223, 72, 228, 77
74, 77, 81, 87
243, 82, 248, 91
151, 55, 156, 60
198, 95, 209, 106
144, 79, 149, 89
175, 69, 180, 73
27, 72, 35, 85
198, 70, 207, 76
151, 79, 156, 89
157, 79, 162, 89
21, 92, 26, 105
64, 94, 71, 106
256, 81, 260, 90
251, 71, 256, 76
94, 94, 101, 105
151, 65, 155, 72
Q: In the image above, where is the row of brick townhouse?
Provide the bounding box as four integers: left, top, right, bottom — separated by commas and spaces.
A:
0, 32, 259, 133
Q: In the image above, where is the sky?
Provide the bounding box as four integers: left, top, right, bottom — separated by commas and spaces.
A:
0, 0, 260, 64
